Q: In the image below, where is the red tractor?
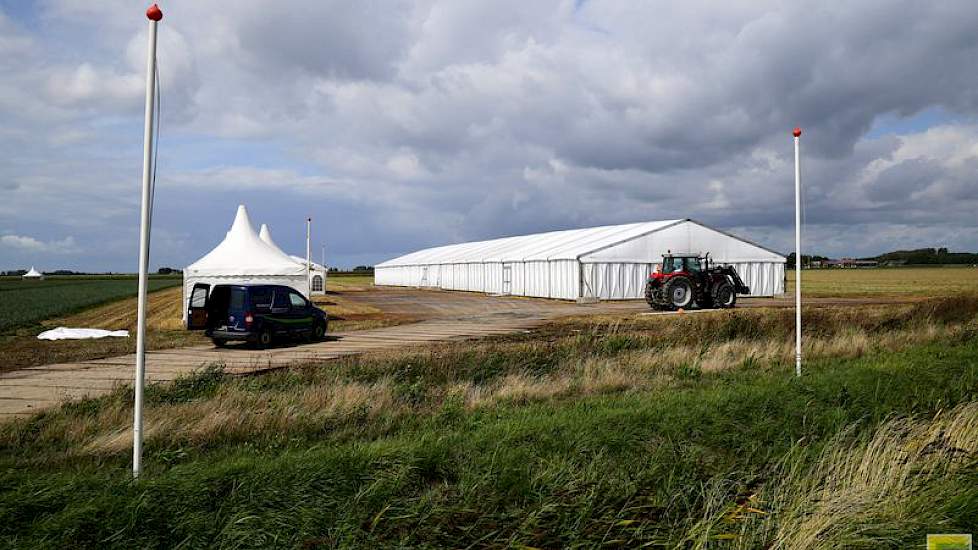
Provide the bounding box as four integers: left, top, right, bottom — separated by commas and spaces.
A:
645, 253, 750, 310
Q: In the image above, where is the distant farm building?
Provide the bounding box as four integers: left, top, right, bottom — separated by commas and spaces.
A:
22, 267, 43, 280
811, 258, 879, 268
375, 219, 786, 300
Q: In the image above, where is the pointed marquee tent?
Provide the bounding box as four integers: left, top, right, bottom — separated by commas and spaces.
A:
22, 267, 44, 280
183, 205, 310, 322
259, 224, 327, 296
375, 219, 786, 300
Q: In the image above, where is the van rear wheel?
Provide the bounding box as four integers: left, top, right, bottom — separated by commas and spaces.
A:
257, 329, 274, 349
212, 338, 227, 348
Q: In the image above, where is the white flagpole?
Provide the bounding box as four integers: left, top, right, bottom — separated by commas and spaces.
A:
306, 218, 312, 286
793, 127, 802, 377
134, 3, 162, 478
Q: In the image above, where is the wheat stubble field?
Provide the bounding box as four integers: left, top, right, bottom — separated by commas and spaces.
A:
0, 269, 976, 548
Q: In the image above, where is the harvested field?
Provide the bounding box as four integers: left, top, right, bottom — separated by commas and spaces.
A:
787, 265, 978, 297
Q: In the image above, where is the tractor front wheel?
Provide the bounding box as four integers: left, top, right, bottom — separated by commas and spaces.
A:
713, 282, 736, 308
664, 276, 694, 309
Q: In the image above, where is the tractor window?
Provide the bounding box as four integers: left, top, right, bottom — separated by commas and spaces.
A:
663, 257, 682, 274
685, 258, 702, 272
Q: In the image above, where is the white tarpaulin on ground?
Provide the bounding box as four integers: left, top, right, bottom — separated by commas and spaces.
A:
183, 205, 310, 322
376, 219, 787, 300
37, 327, 129, 340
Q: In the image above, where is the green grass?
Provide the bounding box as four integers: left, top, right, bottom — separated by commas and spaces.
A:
1, 332, 976, 547
0, 275, 181, 333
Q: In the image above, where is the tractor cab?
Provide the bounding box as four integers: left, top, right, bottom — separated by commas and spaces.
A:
656, 253, 704, 276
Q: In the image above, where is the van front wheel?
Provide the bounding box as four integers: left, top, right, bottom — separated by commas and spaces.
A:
311, 321, 326, 342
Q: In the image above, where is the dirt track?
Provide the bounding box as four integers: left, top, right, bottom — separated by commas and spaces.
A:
0, 288, 921, 418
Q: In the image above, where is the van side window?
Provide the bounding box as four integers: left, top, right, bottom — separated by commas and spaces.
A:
289, 292, 307, 309
251, 289, 273, 312
190, 287, 208, 308
272, 290, 290, 310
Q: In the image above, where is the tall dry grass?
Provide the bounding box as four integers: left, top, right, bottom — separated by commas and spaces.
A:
11, 297, 975, 460
682, 402, 978, 549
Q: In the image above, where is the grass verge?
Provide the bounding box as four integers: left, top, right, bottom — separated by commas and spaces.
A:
1, 297, 976, 548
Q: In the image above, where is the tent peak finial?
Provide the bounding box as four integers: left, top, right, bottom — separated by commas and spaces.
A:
229, 205, 255, 237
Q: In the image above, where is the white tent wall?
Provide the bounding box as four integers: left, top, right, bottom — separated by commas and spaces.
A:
579, 221, 785, 299
373, 219, 785, 300
261, 224, 328, 297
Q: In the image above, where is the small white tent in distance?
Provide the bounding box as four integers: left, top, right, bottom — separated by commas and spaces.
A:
258, 224, 327, 296
22, 267, 44, 280
183, 205, 310, 324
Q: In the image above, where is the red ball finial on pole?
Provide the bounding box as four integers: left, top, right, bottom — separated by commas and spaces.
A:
146, 4, 163, 21
792, 127, 802, 137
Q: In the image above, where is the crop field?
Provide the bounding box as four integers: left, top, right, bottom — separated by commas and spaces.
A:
787, 265, 978, 297
0, 276, 181, 333
0, 273, 396, 371
1, 296, 976, 547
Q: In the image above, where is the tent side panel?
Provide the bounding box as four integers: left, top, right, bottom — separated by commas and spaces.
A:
547, 260, 579, 300
579, 262, 653, 300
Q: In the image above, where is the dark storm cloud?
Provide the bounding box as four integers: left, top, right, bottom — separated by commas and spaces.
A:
3, 0, 978, 271
866, 159, 943, 203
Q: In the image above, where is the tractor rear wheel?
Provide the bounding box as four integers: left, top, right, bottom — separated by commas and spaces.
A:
664, 276, 694, 309
713, 282, 736, 308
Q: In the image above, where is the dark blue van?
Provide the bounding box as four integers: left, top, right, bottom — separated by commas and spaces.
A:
187, 283, 328, 348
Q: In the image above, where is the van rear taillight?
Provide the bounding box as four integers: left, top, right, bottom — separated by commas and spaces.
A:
244, 313, 254, 328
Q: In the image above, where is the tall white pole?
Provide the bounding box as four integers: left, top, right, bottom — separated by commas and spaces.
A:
306, 218, 312, 283
793, 127, 802, 378
134, 3, 162, 478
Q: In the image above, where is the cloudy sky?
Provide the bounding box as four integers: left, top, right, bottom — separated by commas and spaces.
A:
2, 0, 978, 272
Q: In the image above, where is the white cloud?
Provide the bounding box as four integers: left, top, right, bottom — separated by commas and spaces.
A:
0, 234, 79, 254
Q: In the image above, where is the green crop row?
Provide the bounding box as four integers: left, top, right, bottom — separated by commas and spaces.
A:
0, 278, 181, 333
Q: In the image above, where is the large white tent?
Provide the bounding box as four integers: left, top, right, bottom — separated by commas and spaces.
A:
375, 219, 786, 300
183, 205, 309, 322
258, 224, 328, 295
22, 266, 44, 280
